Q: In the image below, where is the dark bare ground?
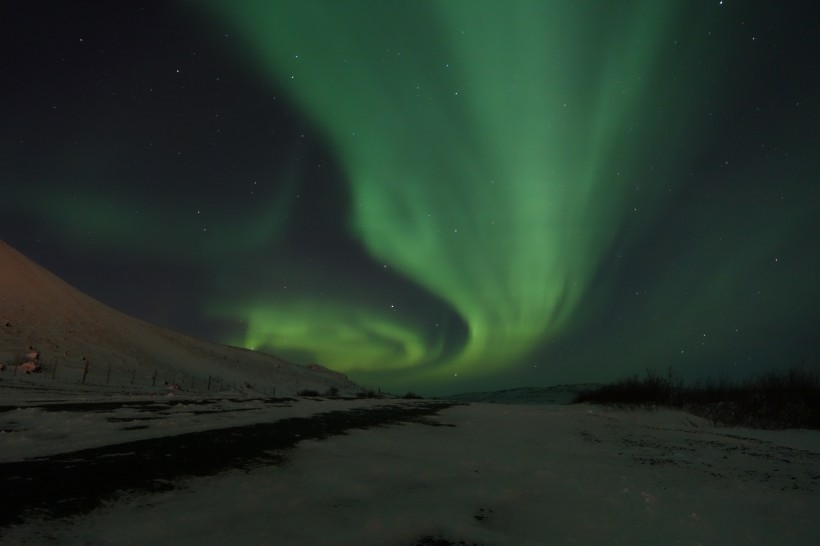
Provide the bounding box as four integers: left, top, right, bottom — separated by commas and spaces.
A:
0, 400, 456, 526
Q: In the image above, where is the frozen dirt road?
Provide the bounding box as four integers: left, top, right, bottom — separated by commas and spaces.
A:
3, 401, 820, 545
0, 397, 454, 527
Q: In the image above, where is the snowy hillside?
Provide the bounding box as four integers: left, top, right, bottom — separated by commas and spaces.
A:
0, 240, 359, 396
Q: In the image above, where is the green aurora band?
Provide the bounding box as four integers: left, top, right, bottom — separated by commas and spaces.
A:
191, 1, 717, 386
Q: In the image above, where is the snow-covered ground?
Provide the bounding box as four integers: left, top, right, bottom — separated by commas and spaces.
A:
443, 384, 601, 405
2, 392, 818, 545
0, 387, 396, 463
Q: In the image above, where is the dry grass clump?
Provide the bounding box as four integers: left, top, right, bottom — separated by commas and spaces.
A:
574, 367, 820, 429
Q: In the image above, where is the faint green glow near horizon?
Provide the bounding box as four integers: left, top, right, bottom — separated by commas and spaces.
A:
223, 299, 440, 373
194, 0, 683, 385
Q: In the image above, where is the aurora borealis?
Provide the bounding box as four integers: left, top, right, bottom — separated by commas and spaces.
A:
2, 1, 819, 394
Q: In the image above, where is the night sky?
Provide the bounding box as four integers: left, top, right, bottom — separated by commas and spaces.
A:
2, 1, 819, 395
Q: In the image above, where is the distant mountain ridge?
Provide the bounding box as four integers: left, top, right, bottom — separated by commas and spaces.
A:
0, 240, 359, 395
443, 384, 601, 405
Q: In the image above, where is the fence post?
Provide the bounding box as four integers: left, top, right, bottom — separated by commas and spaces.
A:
52, 357, 58, 380
82, 360, 89, 383
207, 375, 212, 391
106, 363, 112, 385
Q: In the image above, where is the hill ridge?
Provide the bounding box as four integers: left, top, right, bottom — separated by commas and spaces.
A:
0, 240, 358, 395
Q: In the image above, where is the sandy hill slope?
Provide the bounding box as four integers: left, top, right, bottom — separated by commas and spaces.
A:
0, 240, 358, 395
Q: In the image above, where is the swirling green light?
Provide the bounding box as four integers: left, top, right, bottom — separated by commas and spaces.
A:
191, 0, 689, 385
